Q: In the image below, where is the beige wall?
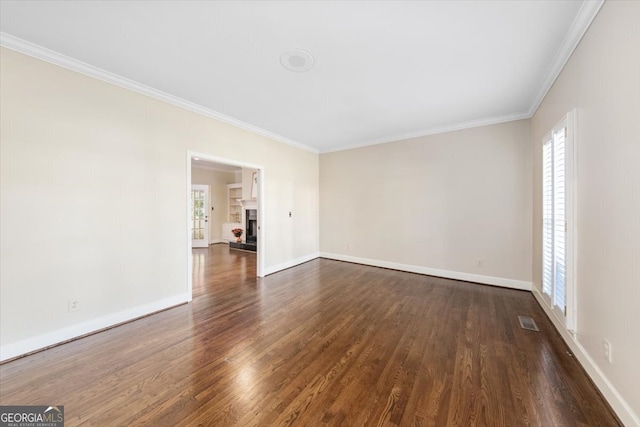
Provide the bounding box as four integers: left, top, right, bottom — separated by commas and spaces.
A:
191, 167, 237, 242
531, 1, 640, 423
0, 47, 319, 359
320, 119, 532, 287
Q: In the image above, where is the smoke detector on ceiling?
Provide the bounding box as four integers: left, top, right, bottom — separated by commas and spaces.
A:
280, 49, 315, 72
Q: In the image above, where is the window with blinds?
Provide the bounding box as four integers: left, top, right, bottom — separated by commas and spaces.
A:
542, 112, 574, 329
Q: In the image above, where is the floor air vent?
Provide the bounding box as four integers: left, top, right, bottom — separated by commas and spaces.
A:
518, 315, 540, 332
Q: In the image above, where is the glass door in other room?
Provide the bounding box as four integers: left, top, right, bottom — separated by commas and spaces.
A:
191, 185, 209, 248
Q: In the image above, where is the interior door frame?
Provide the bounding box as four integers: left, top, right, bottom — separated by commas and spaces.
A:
186, 151, 265, 302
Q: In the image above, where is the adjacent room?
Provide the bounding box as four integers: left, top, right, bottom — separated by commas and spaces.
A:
1, 1, 638, 426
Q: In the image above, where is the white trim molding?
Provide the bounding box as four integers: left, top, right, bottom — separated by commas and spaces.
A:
0, 33, 318, 155
527, 0, 605, 116
323, 112, 531, 154
532, 289, 640, 427
263, 252, 320, 276
319, 253, 532, 291
0, 294, 188, 362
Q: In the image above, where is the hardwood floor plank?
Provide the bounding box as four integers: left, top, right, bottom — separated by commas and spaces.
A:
0, 244, 620, 426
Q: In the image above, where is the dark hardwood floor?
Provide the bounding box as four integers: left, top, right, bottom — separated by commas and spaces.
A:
0, 244, 619, 426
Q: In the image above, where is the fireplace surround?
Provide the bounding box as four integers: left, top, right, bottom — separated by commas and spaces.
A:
229, 208, 257, 252
246, 209, 257, 244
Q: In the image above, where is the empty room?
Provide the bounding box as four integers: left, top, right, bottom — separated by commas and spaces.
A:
0, 1, 638, 426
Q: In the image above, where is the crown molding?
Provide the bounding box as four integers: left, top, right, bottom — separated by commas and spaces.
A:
321, 111, 531, 153
527, 0, 605, 116
0, 32, 319, 154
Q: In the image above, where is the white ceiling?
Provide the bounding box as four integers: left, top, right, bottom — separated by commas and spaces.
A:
0, 1, 601, 153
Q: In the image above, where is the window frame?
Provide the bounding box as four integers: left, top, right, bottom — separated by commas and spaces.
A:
541, 110, 576, 332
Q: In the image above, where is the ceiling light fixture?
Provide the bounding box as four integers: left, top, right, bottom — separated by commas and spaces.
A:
280, 49, 315, 73
193, 157, 200, 160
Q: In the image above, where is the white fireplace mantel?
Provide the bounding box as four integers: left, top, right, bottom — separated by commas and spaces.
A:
240, 199, 258, 209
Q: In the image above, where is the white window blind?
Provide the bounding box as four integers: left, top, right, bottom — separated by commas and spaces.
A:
542, 120, 570, 322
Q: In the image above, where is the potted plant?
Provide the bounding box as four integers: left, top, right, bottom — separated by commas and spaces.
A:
232, 228, 243, 243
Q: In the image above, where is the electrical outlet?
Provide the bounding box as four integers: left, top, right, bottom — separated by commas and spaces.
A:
603, 339, 613, 363
68, 299, 80, 313
476, 259, 484, 268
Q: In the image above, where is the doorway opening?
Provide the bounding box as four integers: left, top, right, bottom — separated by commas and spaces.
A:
186, 151, 265, 302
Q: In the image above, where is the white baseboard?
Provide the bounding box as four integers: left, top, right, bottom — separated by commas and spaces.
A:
0, 293, 189, 362
319, 252, 532, 291
209, 239, 226, 244
532, 289, 639, 427
263, 252, 320, 276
